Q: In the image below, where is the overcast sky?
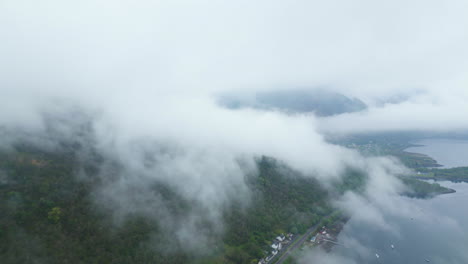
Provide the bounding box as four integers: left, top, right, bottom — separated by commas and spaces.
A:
1, 0, 468, 134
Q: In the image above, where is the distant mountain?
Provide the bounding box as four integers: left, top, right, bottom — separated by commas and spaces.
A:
219, 89, 367, 116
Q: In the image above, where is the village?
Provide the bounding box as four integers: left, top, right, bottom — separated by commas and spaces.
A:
307, 226, 341, 251
257, 233, 294, 264
257, 224, 341, 264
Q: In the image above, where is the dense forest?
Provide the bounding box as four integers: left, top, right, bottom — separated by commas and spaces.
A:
0, 144, 345, 264
0, 136, 452, 264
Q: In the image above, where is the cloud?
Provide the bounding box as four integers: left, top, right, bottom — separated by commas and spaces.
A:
334, 157, 411, 233
1, 0, 467, 258
2, 0, 467, 135
297, 247, 357, 264
319, 92, 468, 135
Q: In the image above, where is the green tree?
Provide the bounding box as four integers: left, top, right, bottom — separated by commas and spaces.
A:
48, 207, 62, 223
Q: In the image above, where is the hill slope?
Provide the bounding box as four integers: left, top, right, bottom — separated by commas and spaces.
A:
0, 146, 335, 264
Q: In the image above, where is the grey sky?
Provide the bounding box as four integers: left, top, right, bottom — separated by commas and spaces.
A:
2, 0, 468, 134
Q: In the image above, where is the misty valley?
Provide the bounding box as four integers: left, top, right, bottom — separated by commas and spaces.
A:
0, 134, 342, 264
2, 1, 468, 263
1, 121, 467, 264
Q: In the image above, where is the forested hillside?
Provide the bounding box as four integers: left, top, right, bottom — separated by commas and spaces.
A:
0, 139, 449, 264
0, 145, 338, 264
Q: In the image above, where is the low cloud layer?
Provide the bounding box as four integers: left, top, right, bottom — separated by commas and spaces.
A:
320, 92, 468, 135
1, 0, 467, 258
2, 0, 468, 133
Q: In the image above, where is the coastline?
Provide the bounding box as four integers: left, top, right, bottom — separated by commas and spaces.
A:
319, 217, 349, 253
402, 140, 468, 183
404, 138, 468, 169
272, 214, 348, 264
276, 139, 466, 263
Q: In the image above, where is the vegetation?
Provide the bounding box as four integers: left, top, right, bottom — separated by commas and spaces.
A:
335, 133, 441, 168
0, 138, 451, 263
399, 177, 455, 198
0, 145, 340, 264
415, 167, 468, 182
0, 146, 181, 264
283, 256, 297, 264
333, 133, 464, 197
222, 157, 333, 263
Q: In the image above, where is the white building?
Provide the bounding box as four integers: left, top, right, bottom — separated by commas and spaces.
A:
276, 235, 285, 242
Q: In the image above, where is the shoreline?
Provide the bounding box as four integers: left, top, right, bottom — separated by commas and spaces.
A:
277, 139, 466, 263
402, 140, 468, 182
319, 217, 349, 253
272, 214, 348, 264
404, 138, 468, 169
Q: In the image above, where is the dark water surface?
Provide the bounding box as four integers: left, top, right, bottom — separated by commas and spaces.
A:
333, 181, 468, 263
405, 139, 468, 168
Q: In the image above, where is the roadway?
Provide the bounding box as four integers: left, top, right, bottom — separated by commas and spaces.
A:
272, 223, 321, 264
